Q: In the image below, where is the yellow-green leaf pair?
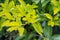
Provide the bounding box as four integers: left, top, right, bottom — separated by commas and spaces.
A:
45, 13, 59, 27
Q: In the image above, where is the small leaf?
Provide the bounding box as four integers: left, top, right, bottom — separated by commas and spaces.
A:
54, 16, 59, 20
2, 20, 20, 27
4, 12, 14, 20
7, 27, 17, 32
0, 18, 6, 31
51, 0, 58, 6
0, 12, 4, 17
54, 21, 60, 26
45, 13, 52, 20
1, 20, 10, 27
8, 1, 15, 10
18, 27, 25, 36
48, 21, 54, 27
54, 7, 59, 15
42, 0, 50, 7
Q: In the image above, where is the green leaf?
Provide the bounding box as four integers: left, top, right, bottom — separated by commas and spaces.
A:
52, 35, 60, 40
44, 22, 52, 38
0, 18, 6, 31
32, 0, 40, 4
41, 0, 50, 7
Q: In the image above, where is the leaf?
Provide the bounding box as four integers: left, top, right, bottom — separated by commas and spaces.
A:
51, 0, 58, 6
1, 20, 20, 27
45, 13, 53, 20
0, 18, 6, 31
54, 7, 59, 15
18, 27, 25, 36
54, 21, 60, 26
4, 12, 14, 20
54, 16, 59, 20
16, 5, 25, 16
41, 0, 44, 3
7, 27, 17, 32
44, 22, 52, 38
0, 12, 4, 17
32, 0, 40, 4
7, 26, 25, 36
48, 21, 54, 27
4, 0, 9, 9
1, 20, 10, 27
32, 22, 43, 36
41, 0, 50, 7
18, 0, 26, 6
8, 1, 15, 10
26, 4, 37, 12
22, 10, 38, 23
52, 35, 60, 40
